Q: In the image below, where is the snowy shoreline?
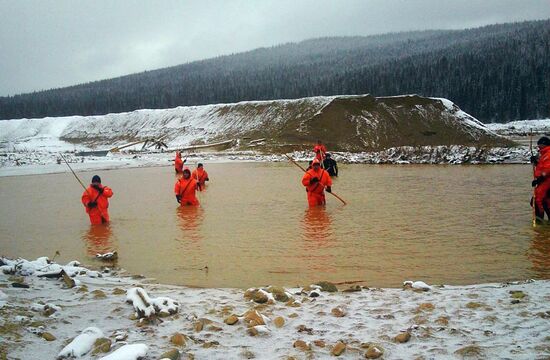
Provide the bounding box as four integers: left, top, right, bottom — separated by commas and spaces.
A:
0, 145, 532, 178
1, 256, 549, 359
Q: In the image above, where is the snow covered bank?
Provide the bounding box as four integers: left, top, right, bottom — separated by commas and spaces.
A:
0, 94, 508, 154
0, 145, 532, 178
487, 119, 550, 136
0, 94, 526, 176
1, 256, 549, 359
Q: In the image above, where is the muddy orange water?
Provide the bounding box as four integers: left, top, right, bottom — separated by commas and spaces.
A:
1, 163, 549, 288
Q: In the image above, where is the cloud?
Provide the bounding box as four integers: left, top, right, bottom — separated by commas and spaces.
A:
0, 0, 549, 96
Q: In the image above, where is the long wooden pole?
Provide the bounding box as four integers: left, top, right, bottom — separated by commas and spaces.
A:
59, 153, 88, 192
59, 153, 105, 219
530, 130, 537, 227
285, 154, 347, 205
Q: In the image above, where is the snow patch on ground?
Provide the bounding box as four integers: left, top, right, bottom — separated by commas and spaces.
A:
99, 344, 148, 360
0, 145, 533, 178
433, 97, 492, 133
1, 256, 549, 359
487, 119, 550, 136
58, 327, 104, 358
0, 95, 336, 152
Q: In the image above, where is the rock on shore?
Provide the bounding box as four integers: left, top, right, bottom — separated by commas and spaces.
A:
1, 256, 549, 359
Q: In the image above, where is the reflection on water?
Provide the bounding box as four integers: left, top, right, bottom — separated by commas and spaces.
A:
529, 227, 550, 278
1, 163, 549, 288
300, 207, 336, 274
81, 224, 116, 257
176, 206, 204, 244
301, 207, 333, 245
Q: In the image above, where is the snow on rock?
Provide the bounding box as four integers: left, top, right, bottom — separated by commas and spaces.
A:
256, 289, 275, 303
250, 325, 271, 336
126, 287, 179, 318
403, 280, 432, 291
0, 256, 50, 276
126, 288, 155, 318
57, 327, 104, 358
30, 302, 61, 315
0, 256, 100, 279
95, 252, 118, 260
98, 344, 148, 360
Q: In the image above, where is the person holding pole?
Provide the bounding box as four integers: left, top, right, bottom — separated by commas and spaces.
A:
323, 153, 338, 177
531, 136, 550, 222
313, 140, 327, 163
174, 151, 185, 175
191, 163, 209, 191
174, 167, 200, 206
286, 154, 346, 205
81, 175, 114, 225
302, 158, 332, 207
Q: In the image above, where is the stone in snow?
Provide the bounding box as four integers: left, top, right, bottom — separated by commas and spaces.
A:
57, 327, 104, 358
126, 287, 179, 318
403, 280, 432, 291
98, 344, 148, 360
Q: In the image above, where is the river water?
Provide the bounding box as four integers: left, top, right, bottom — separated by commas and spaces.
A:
1, 163, 548, 288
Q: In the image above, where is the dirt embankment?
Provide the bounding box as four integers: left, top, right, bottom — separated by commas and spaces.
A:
1, 94, 513, 154
271, 95, 512, 152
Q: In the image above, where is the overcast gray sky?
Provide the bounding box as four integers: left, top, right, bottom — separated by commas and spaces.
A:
1, 0, 549, 97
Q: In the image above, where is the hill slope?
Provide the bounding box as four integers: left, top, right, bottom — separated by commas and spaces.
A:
0, 95, 510, 153
0, 20, 549, 122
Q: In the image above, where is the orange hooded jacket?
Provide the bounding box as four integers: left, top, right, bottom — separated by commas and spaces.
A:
174, 168, 199, 206
534, 146, 550, 214
174, 152, 184, 173
301, 165, 332, 206
313, 144, 327, 161
191, 168, 209, 189
81, 185, 113, 225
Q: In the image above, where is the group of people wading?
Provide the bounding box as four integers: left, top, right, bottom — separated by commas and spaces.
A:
173, 151, 209, 206
80, 154, 210, 225
80, 141, 338, 224
301, 140, 339, 206
78, 135, 550, 226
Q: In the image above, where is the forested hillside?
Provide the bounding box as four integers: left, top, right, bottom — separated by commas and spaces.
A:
0, 20, 548, 122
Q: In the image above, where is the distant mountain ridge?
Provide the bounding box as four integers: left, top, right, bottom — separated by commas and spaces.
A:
0, 19, 548, 122
0, 95, 510, 152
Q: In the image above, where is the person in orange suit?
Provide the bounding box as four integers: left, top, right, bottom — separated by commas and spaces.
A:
81, 175, 114, 225
174, 151, 185, 174
174, 167, 200, 206
301, 158, 332, 206
313, 140, 327, 162
531, 136, 550, 221
191, 163, 209, 190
